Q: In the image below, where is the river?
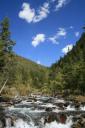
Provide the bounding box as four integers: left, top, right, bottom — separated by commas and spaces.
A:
1, 95, 85, 128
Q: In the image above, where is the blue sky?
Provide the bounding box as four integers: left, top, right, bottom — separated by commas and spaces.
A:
0, 0, 85, 66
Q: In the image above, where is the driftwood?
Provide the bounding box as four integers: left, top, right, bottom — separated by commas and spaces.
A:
0, 79, 8, 94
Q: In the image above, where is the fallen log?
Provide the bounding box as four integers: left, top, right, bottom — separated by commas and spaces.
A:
0, 79, 8, 94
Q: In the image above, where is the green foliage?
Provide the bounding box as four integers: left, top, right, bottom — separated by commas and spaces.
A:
0, 17, 15, 53
50, 32, 85, 95
0, 39, 5, 72
13, 55, 49, 88
0, 17, 15, 88
0, 17, 10, 41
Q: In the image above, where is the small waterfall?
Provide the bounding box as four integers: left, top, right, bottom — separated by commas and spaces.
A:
66, 105, 75, 111
4, 96, 85, 128
80, 105, 85, 111
6, 118, 13, 128
5, 117, 72, 128
14, 119, 37, 128
44, 117, 73, 128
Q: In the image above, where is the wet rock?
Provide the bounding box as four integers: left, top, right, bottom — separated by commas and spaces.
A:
44, 113, 58, 124
0, 111, 6, 128
72, 115, 81, 122
55, 103, 64, 110
33, 98, 37, 102
0, 96, 10, 103
75, 102, 80, 110
82, 114, 85, 118
0, 118, 6, 127
0, 120, 4, 128
40, 97, 52, 103
0, 106, 4, 114
45, 107, 52, 112
59, 114, 67, 124
72, 122, 81, 128
12, 98, 22, 105
6, 117, 14, 127
81, 102, 85, 106
64, 102, 70, 107
72, 115, 85, 128
0, 96, 5, 102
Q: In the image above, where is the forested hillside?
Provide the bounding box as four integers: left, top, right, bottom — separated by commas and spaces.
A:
50, 31, 85, 95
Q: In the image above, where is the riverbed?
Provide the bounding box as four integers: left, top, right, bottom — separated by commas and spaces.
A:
0, 95, 85, 128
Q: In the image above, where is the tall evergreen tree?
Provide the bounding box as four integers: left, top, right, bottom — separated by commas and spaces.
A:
0, 17, 15, 53
0, 17, 15, 85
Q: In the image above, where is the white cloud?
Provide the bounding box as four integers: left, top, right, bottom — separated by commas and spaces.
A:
32, 34, 45, 47
49, 28, 67, 44
75, 32, 79, 37
49, 36, 59, 44
62, 44, 73, 54
19, 1, 71, 23
19, 2, 50, 23
32, 28, 67, 47
55, 0, 70, 11
33, 2, 50, 23
37, 60, 41, 64
19, 3, 35, 23
57, 28, 67, 36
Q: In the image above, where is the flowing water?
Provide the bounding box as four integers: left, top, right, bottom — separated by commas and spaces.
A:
4, 96, 85, 128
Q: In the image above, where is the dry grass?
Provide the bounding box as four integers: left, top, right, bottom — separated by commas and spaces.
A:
75, 95, 85, 102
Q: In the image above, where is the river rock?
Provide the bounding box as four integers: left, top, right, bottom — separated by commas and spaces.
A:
0, 120, 4, 128
56, 103, 64, 110
0, 118, 6, 128
6, 117, 14, 127
0, 107, 6, 127
45, 107, 52, 112
44, 113, 58, 124
72, 115, 85, 128
64, 102, 70, 107
75, 102, 80, 110
0, 96, 11, 103
58, 113, 67, 124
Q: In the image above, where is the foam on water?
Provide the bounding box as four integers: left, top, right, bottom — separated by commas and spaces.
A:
53, 108, 61, 112
66, 105, 75, 111
8, 106, 45, 113
8, 107, 32, 112
41, 103, 56, 108
80, 105, 85, 111
21, 101, 32, 104
21, 100, 42, 105
10, 119, 38, 128
44, 118, 72, 128
6, 117, 72, 128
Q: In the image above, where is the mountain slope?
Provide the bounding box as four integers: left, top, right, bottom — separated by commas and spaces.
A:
0, 54, 49, 96
50, 32, 85, 94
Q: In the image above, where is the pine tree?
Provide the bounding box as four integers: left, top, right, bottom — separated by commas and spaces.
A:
0, 17, 15, 85
0, 17, 15, 53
